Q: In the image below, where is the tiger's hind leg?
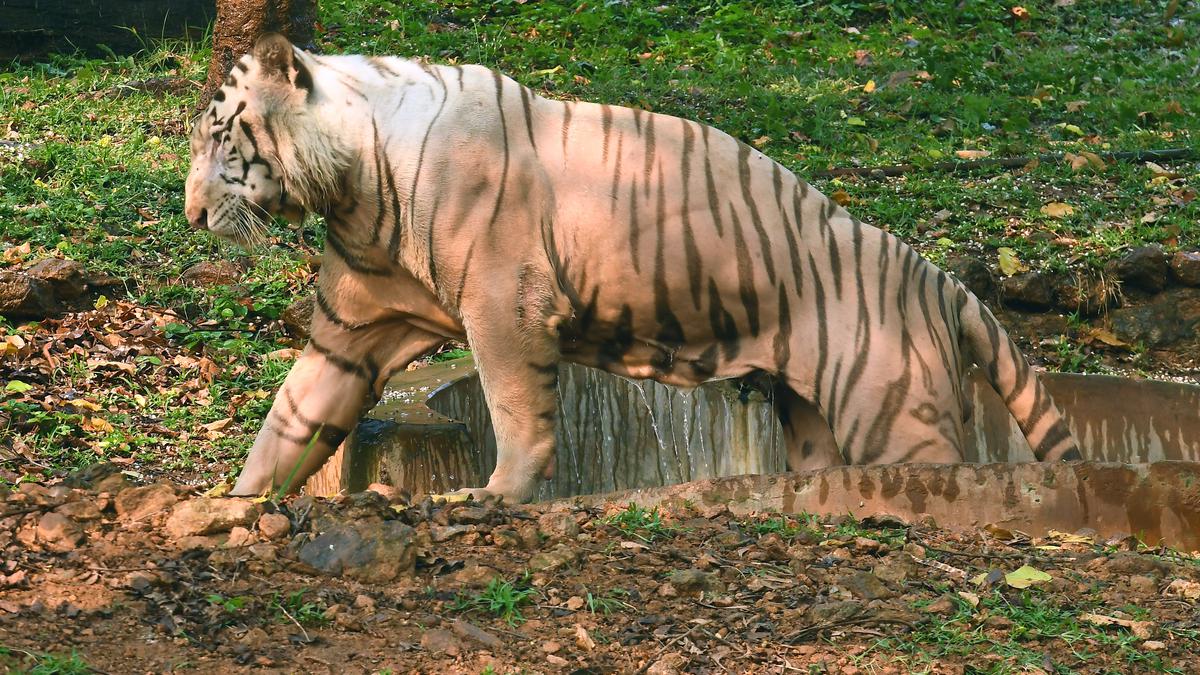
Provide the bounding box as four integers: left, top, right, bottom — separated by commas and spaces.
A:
829, 376, 967, 466
774, 384, 843, 471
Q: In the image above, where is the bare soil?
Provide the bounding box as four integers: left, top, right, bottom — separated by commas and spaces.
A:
2, 477, 1199, 674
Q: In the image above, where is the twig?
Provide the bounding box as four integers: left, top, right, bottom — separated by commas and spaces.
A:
278, 605, 310, 643
812, 147, 1196, 179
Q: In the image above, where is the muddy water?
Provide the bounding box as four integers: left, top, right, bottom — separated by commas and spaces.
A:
305, 357, 1200, 501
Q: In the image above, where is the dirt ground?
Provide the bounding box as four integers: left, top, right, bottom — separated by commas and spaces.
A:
2, 472, 1198, 675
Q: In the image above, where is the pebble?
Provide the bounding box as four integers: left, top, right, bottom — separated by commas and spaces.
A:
256, 512, 291, 540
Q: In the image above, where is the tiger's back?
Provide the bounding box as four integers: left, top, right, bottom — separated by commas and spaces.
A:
186, 35, 1079, 502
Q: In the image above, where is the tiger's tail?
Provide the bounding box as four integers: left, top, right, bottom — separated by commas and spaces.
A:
959, 292, 1081, 462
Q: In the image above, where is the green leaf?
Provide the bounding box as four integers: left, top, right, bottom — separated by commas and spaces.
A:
5, 380, 33, 394
1005, 564, 1052, 589
846, 116, 867, 127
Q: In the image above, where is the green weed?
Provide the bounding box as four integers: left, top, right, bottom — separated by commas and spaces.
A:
453, 576, 537, 626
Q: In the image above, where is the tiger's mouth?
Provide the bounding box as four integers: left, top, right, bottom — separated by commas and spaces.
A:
205, 194, 274, 247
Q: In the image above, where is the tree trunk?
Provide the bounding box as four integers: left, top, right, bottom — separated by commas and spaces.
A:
199, 0, 317, 111
0, 0, 215, 60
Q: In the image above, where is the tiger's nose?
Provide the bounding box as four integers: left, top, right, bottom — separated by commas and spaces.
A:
189, 208, 209, 231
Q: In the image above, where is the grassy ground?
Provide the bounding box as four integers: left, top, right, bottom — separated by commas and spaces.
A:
1, 1, 1198, 484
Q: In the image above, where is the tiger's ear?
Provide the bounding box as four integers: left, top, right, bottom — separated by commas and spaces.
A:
252, 33, 314, 95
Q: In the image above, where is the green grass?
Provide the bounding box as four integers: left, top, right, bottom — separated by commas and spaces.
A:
603, 503, 679, 542
268, 589, 329, 626
585, 588, 633, 615
453, 576, 537, 626
867, 590, 1195, 674
0, 647, 93, 675
1, 0, 1197, 483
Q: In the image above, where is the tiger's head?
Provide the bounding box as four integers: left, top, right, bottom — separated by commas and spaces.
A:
185, 34, 347, 245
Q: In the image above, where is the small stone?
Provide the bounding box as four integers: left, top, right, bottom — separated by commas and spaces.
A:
922, 595, 957, 615
225, 526, 254, 548
354, 594, 376, 611
420, 628, 462, 656
646, 651, 688, 675
281, 295, 314, 337
449, 505, 489, 525
574, 623, 596, 651
447, 563, 502, 588
842, 571, 895, 600
1106, 245, 1167, 292
984, 615, 1013, 629
491, 528, 522, 549
450, 618, 502, 649
1143, 640, 1167, 651
431, 525, 470, 542
1104, 552, 1167, 577
17, 483, 63, 507
321, 603, 346, 620
666, 568, 723, 595
114, 484, 178, 521
165, 498, 259, 538
656, 583, 678, 598
871, 561, 911, 584
249, 544, 276, 561
529, 546, 578, 573
537, 512, 580, 540
240, 627, 269, 644
903, 543, 926, 559
54, 500, 103, 522
256, 512, 291, 540
1128, 575, 1158, 596
180, 260, 240, 287
944, 255, 996, 301
1109, 294, 1197, 347
1170, 251, 1200, 287
565, 596, 585, 611
853, 536, 883, 553
541, 640, 561, 654
366, 482, 401, 503
37, 512, 85, 552
546, 654, 569, 666
293, 520, 416, 583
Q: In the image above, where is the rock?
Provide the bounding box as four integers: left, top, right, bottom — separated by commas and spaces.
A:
1106, 245, 1168, 292
37, 512, 85, 552
922, 594, 957, 615
54, 500, 104, 522
0, 270, 53, 317
366, 482, 404, 503
1104, 552, 1167, 577
574, 624, 596, 651
431, 525, 471, 543
1109, 293, 1198, 347
541, 640, 561, 654
114, 484, 178, 521
1001, 271, 1055, 310
420, 628, 462, 656
1128, 575, 1158, 596
256, 512, 291, 540
646, 651, 688, 675
871, 560, 912, 584
449, 505, 489, 525
451, 619, 502, 649
546, 654, 569, 667
447, 564, 502, 588
853, 536, 884, 554
1170, 251, 1200, 286
281, 295, 314, 337
656, 582, 678, 598
165, 499, 258, 538
225, 526, 255, 547
667, 568, 723, 595
1143, 640, 1167, 651
529, 545, 578, 573
566, 596, 585, 611
180, 260, 240, 287
64, 462, 124, 490
293, 520, 417, 583
491, 528, 522, 549
17, 483, 64, 508
27, 258, 85, 299
842, 571, 895, 600
354, 594, 377, 611
537, 511, 580, 540
944, 255, 997, 302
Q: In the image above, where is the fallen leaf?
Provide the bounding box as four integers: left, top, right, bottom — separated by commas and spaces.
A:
1054, 122, 1085, 136
1140, 212, 1160, 224
845, 116, 866, 127
1164, 579, 1200, 600
1144, 162, 1179, 178
1085, 328, 1128, 348
264, 348, 302, 362
83, 416, 114, 434
863, 79, 876, 94
854, 49, 872, 67
1010, 6, 1030, 19
574, 624, 596, 651
957, 591, 980, 608
1065, 99, 1086, 112
67, 399, 103, 411
997, 247, 1029, 276
1040, 202, 1075, 218
752, 135, 771, 148
4, 380, 33, 394
1081, 613, 1153, 640
955, 149, 991, 160
201, 417, 233, 433
1005, 565, 1052, 589
831, 190, 852, 206
93, 295, 108, 309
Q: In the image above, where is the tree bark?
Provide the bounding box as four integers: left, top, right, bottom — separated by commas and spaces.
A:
199, 0, 317, 111
0, 0, 215, 60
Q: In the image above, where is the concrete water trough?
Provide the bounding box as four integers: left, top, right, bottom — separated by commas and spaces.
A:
306, 357, 1200, 549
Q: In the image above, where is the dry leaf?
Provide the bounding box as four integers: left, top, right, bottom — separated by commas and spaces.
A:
752, 135, 771, 148
1085, 327, 1128, 348
1140, 212, 1160, 224
997, 247, 1028, 276
863, 79, 876, 94
1164, 579, 1200, 600
264, 348, 302, 362
1011, 6, 1030, 19
201, 417, 233, 433
83, 416, 114, 434
955, 149, 991, 160
957, 591, 980, 607
1040, 202, 1075, 218
1081, 613, 1153, 640
574, 624, 596, 651
831, 190, 853, 206
1064, 99, 1086, 112
1144, 161, 1179, 178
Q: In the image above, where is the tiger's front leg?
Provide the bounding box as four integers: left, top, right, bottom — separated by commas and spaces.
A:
230, 323, 445, 496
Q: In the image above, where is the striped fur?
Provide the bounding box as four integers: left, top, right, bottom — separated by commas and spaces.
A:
185, 35, 1080, 502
